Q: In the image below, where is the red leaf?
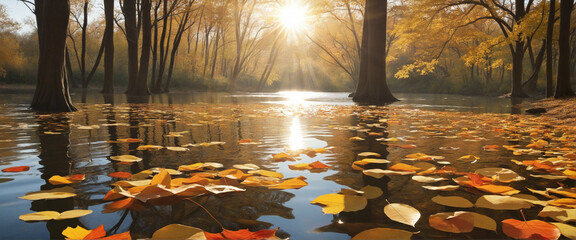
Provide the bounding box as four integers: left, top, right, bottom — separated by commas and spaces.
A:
100, 231, 131, 240
502, 219, 560, 240
205, 228, 278, 240
2, 166, 30, 172
69, 174, 86, 181
83, 225, 106, 240
108, 172, 132, 178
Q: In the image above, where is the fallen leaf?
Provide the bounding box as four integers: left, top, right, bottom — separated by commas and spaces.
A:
62, 225, 130, 240
48, 174, 85, 185
108, 172, 132, 178
204, 228, 278, 240
412, 176, 448, 183
421, 185, 460, 191
248, 170, 283, 179
548, 198, 576, 208
19, 186, 77, 200
152, 224, 206, 239
110, 155, 142, 162
388, 163, 421, 172
62, 226, 92, 239
19, 209, 92, 221
360, 185, 383, 199
384, 203, 420, 227
550, 222, 576, 239
429, 211, 475, 233
351, 228, 413, 239
475, 184, 520, 195
310, 193, 367, 214
166, 146, 189, 152
137, 145, 164, 151
475, 195, 533, 210
502, 219, 560, 240
470, 212, 497, 231
538, 205, 576, 222
358, 152, 381, 157
431, 195, 473, 208
2, 166, 30, 172
268, 176, 308, 189
103, 198, 145, 213
349, 136, 365, 142
363, 169, 414, 178
353, 158, 390, 165
232, 163, 260, 170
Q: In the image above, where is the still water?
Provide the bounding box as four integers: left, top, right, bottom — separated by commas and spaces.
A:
0, 91, 560, 239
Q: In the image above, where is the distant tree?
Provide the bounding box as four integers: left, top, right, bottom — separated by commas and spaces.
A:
31, 0, 77, 112
353, 0, 397, 103
554, 0, 575, 98
546, 0, 556, 97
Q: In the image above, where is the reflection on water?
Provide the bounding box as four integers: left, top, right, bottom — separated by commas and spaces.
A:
0, 91, 556, 239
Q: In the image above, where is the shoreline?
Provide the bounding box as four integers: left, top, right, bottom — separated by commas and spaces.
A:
527, 97, 576, 125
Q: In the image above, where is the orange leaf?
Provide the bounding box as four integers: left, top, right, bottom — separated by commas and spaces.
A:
108, 172, 132, 178
502, 219, 560, 240
238, 139, 253, 143
388, 163, 421, 172
205, 228, 278, 240
83, 225, 106, 239
68, 174, 86, 181
475, 185, 519, 195
103, 198, 143, 213
548, 198, 576, 208
309, 161, 330, 169
2, 166, 30, 172
429, 212, 475, 233
150, 170, 171, 188
100, 231, 131, 240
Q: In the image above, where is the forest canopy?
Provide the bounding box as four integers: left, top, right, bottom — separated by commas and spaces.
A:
0, 0, 575, 96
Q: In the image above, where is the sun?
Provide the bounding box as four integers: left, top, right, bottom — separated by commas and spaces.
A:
278, 1, 309, 32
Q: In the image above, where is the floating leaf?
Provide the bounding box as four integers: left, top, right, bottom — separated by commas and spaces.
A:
422, 185, 459, 191
538, 206, 576, 222
475, 184, 520, 195
547, 187, 576, 199
530, 174, 568, 180
48, 174, 85, 185
349, 136, 365, 142
110, 155, 142, 162
431, 195, 473, 208
502, 219, 560, 240
204, 228, 278, 240
166, 146, 189, 152
388, 163, 421, 172
459, 155, 480, 161
310, 193, 367, 214
232, 163, 260, 170
384, 203, 420, 227
358, 152, 381, 157
269, 176, 308, 189
363, 169, 414, 178
353, 158, 390, 165
19, 209, 92, 221
2, 166, 30, 172
137, 145, 164, 151
152, 224, 206, 239
62, 226, 92, 239
412, 176, 448, 183
475, 168, 525, 183
548, 198, 576, 208
429, 211, 474, 233
470, 212, 497, 231
351, 228, 413, 240
360, 185, 383, 199
475, 195, 533, 210
248, 170, 283, 179
108, 172, 132, 178
20, 186, 76, 200
550, 222, 576, 239
62, 225, 130, 240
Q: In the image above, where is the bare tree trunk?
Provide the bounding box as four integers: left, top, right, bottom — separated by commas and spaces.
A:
352, 0, 397, 103
80, 0, 88, 88
165, 2, 194, 92
546, 0, 555, 97
32, 0, 77, 112
123, 0, 139, 94
136, 0, 152, 95
101, 0, 114, 93
555, 0, 575, 97
65, 46, 77, 88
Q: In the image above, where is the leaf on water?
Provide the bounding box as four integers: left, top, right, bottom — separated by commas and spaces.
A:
431, 195, 473, 208
103, 198, 145, 213
310, 193, 367, 214
351, 228, 413, 240
109, 172, 132, 178
458, 155, 480, 161
475, 168, 525, 183
502, 219, 560, 240
384, 203, 420, 227
152, 224, 206, 239
151, 170, 171, 188
363, 169, 415, 178
526, 187, 557, 199
358, 152, 381, 157
429, 211, 475, 233
530, 174, 568, 180
469, 212, 497, 231
110, 155, 142, 162
232, 163, 260, 170
48, 174, 85, 185
421, 185, 460, 191
218, 169, 252, 180
204, 228, 278, 240
388, 163, 421, 172
151, 168, 182, 175
136, 145, 164, 151
548, 198, 576, 208
2, 166, 30, 172
349, 136, 365, 142
475, 195, 533, 210
538, 206, 576, 223
412, 176, 448, 183
62, 225, 130, 240
248, 169, 283, 179
19, 209, 92, 221
62, 226, 92, 239
475, 184, 520, 195
550, 222, 576, 239
272, 152, 294, 161
360, 185, 383, 199
19, 186, 76, 200
166, 146, 189, 152
269, 176, 308, 189
547, 187, 576, 198
354, 158, 390, 165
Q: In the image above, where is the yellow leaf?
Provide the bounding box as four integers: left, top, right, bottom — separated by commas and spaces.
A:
150, 170, 171, 188
249, 170, 283, 179
388, 163, 421, 172
431, 195, 473, 208
475, 185, 520, 195
384, 203, 420, 227
551, 222, 576, 239
110, 155, 142, 162
48, 175, 73, 185
178, 163, 204, 171
62, 226, 91, 239
353, 158, 390, 165
269, 176, 308, 189
152, 224, 206, 239
19, 187, 76, 200
137, 145, 164, 151
19, 211, 60, 221
310, 193, 367, 214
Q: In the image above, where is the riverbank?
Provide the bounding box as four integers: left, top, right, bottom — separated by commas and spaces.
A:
528, 97, 576, 125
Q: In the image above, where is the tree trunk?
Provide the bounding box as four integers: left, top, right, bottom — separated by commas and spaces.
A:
136, 0, 152, 95
101, 0, 114, 93
546, 0, 555, 97
523, 40, 546, 96
352, 0, 397, 103
31, 0, 76, 112
123, 0, 139, 94
80, 0, 88, 88
65, 46, 77, 88
510, 41, 529, 97
153, 0, 169, 92
165, 6, 192, 93
554, 0, 575, 98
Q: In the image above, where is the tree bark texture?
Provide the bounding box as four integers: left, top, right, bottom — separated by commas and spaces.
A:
546, 0, 555, 97
554, 0, 575, 98
101, 0, 115, 93
31, 0, 77, 112
123, 0, 139, 94
352, 0, 397, 104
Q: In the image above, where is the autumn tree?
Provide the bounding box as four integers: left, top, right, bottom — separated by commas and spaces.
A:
0, 4, 24, 81
353, 0, 397, 103
31, 0, 77, 112
101, 0, 114, 93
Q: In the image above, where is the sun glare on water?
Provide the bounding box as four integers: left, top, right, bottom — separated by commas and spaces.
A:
278, 1, 309, 32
